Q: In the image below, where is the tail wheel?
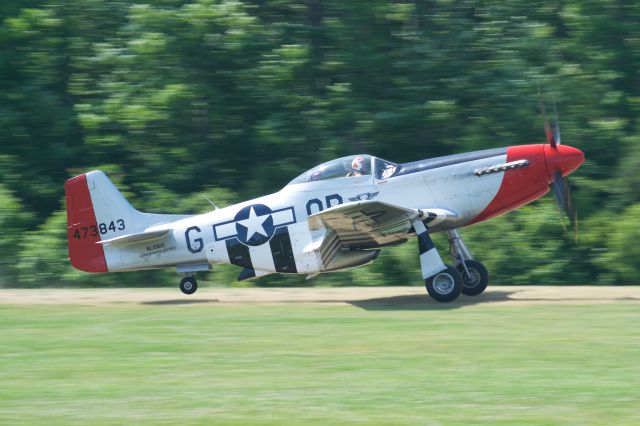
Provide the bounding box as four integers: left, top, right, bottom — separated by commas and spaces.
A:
458, 260, 489, 296
180, 276, 198, 295
425, 265, 463, 303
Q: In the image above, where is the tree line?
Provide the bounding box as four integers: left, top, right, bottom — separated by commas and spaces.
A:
1, 0, 639, 287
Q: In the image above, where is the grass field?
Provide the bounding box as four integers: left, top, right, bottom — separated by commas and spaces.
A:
1, 287, 639, 425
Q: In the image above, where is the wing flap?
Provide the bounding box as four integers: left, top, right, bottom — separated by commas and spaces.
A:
309, 201, 416, 248
308, 201, 457, 268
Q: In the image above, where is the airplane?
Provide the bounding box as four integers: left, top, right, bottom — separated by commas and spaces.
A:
64, 111, 584, 302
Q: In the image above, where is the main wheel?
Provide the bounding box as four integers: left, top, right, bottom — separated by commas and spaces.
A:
180, 276, 198, 295
457, 260, 489, 296
425, 265, 463, 303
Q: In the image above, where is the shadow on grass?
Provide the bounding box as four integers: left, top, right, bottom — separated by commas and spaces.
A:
349, 290, 516, 311
137, 291, 519, 309
141, 299, 219, 305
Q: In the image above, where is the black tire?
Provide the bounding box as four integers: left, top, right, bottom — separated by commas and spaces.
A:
457, 260, 489, 296
425, 265, 463, 303
180, 276, 198, 295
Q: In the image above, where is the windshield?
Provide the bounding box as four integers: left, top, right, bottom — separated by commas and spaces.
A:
288, 155, 372, 185
374, 157, 398, 179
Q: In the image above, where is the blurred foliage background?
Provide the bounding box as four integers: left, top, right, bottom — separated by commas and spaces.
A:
1, 0, 639, 288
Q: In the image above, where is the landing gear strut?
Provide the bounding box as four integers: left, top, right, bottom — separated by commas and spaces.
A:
180, 275, 198, 295
447, 229, 489, 296
412, 218, 462, 303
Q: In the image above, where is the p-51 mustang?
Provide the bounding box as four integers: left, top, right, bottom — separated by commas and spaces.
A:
65, 116, 583, 302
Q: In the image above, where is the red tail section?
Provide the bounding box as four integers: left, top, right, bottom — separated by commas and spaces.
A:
64, 174, 108, 272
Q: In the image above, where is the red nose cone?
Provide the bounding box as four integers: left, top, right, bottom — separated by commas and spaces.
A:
544, 144, 585, 182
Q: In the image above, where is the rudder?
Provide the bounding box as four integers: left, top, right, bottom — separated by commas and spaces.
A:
64, 171, 140, 273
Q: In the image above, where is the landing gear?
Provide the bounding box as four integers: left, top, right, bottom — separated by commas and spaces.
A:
179, 276, 198, 295
413, 220, 488, 302
447, 229, 489, 296
412, 218, 463, 303
457, 260, 488, 296
425, 265, 463, 303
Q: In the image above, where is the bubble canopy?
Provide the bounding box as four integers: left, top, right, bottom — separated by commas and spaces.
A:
288, 155, 398, 185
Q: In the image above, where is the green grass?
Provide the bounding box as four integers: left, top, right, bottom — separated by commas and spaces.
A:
1, 299, 639, 425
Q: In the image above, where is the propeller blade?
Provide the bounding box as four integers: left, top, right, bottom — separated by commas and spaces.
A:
551, 171, 578, 237
552, 102, 561, 146
540, 91, 576, 238
538, 88, 558, 148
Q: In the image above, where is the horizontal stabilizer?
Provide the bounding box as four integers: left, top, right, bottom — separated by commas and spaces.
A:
98, 229, 170, 245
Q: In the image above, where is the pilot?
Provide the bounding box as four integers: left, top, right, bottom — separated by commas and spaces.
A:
347, 156, 366, 177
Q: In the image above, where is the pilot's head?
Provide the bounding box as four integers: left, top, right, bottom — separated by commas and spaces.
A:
351, 156, 365, 173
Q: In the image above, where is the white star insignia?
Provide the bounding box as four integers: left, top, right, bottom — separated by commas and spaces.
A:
237, 207, 269, 240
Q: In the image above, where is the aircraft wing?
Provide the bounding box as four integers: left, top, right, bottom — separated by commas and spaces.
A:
308, 201, 415, 249
308, 201, 457, 256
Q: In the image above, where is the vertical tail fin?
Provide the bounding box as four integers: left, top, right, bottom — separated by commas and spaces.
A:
64, 171, 140, 272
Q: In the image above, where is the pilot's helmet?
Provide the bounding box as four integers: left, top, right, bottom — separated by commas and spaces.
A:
351, 156, 365, 172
